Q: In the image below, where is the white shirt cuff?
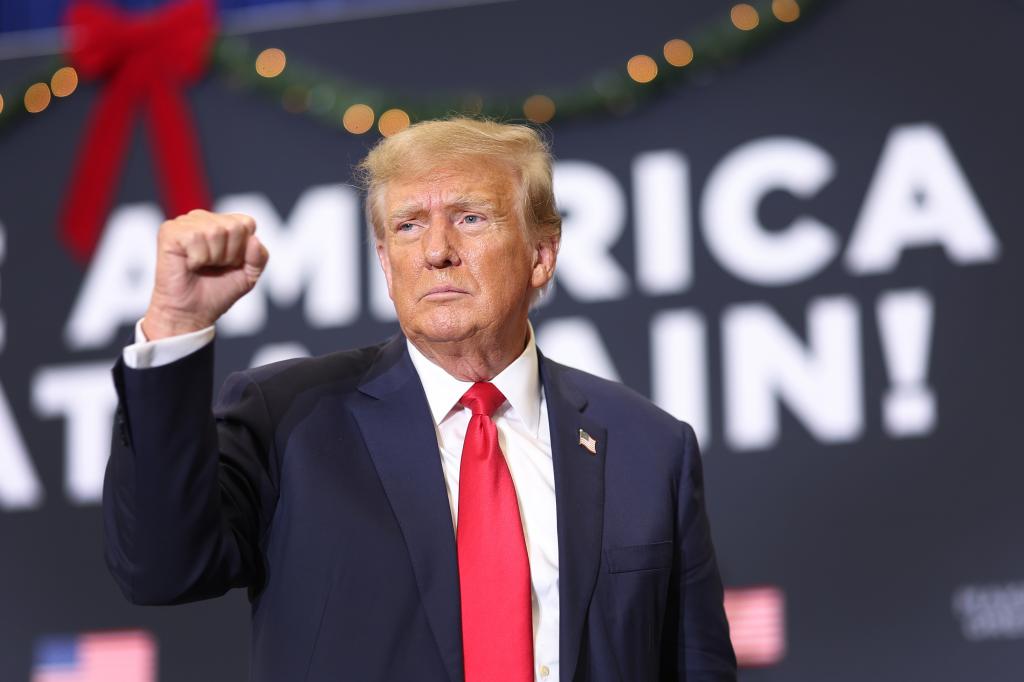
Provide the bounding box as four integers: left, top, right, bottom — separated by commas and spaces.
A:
122, 319, 216, 369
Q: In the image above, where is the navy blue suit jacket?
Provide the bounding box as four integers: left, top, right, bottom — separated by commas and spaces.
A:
104, 334, 737, 681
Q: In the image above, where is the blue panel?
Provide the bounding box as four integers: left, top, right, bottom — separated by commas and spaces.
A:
0, 0, 423, 34
33, 635, 78, 667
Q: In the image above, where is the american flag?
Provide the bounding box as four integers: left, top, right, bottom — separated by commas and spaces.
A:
578, 428, 597, 454
723, 586, 786, 667
32, 630, 157, 682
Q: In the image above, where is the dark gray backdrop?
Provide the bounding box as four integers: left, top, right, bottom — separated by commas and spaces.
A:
0, 0, 1021, 680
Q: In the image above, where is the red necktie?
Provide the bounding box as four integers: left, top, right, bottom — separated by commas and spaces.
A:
457, 382, 534, 682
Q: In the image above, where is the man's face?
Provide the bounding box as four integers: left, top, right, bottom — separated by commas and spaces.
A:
376, 156, 556, 347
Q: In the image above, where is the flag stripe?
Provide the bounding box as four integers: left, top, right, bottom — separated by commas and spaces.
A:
724, 586, 786, 667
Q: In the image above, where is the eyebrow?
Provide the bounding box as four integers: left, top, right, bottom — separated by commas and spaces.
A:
388, 194, 498, 222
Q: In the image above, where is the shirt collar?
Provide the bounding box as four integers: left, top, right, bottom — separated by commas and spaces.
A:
406, 322, 541, 435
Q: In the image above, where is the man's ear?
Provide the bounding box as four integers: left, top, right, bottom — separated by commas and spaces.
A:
375, 240, 395, 300
530, 235, 559, 290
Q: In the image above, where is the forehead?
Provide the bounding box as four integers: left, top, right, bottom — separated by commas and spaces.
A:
382, 157, 518, 213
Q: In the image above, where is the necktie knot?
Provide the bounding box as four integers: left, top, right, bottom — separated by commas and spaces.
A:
459, 382, 506, 418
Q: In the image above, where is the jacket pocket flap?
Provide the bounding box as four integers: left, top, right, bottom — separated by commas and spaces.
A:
605, 541, 673, 573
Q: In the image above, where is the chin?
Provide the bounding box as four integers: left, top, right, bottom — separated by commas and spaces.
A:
422, 324, 476, 344
406, 311, 478, 344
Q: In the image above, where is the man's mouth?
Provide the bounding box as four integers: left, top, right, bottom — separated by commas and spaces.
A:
421, 285, 469, 300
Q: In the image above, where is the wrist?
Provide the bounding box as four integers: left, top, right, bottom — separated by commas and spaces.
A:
141, 306, 214, 341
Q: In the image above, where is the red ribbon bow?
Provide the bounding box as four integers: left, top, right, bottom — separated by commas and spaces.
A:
61, 0, 217, 262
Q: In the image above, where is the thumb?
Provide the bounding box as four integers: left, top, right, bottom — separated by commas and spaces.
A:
243, 235, 269, 285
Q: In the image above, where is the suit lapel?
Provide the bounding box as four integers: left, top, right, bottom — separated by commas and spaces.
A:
350, 336, 464, 682
540, 354, 606, 682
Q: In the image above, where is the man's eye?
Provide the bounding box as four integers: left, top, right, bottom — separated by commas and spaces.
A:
398, 222, 414, 232
463, 215, 481, 224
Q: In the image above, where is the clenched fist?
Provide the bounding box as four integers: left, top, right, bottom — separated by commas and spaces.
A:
142, 210, 270, 340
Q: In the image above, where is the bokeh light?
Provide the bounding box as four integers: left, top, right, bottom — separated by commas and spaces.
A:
24, 83, 51, 113
378, 108, 411, 136
256, 48, 287, 78
663, 39, 694, 67
772, 0, 801, 22
523, 94, 556, 123
731, 3, 760, 30
343, 104, 375, 134
50, 67, 79, 97
626, 55, 658, 83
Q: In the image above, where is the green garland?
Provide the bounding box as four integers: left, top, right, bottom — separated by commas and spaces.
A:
0, 0, 824, 135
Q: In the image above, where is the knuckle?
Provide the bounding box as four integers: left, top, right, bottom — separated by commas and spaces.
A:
160, 215, 188, 234
230, 213, 256, 230
186, 230, 206, 248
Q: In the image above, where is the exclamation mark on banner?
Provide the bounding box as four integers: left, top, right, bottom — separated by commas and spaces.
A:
876, 289, 937, 437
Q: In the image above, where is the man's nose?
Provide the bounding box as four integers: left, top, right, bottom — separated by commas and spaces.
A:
422, 219, 460, 268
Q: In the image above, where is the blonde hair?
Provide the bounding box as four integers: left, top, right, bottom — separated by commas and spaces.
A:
355, 117, 561, 244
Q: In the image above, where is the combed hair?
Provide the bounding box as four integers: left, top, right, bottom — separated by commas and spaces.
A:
355, 117, 561, 244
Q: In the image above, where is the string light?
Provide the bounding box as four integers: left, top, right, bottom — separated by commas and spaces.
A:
626, 54, 658, 83
255, 48, 286, 78
24, 83, 51, 113
731, 4, 760, 30
378, 108, 410, 136
50, 67, 78, 97
663, 39, 694, 67
523, 94, 555, 123
343, 104, 374, 134
772, 0, 800, 22
0, 0, 822, 135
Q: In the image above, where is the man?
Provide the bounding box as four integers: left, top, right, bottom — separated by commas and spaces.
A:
104, 117, 737, 681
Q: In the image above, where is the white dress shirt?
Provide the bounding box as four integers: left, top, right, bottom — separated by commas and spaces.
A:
123, 322, 561, 681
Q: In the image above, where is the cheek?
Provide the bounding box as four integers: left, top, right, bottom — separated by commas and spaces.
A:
481, 246, 531, 299
387, 252, 421, 292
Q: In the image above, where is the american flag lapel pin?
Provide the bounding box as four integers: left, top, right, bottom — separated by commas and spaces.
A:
578, 428, 598, 454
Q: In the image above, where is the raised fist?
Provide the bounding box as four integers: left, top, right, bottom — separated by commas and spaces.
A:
142, 210, 269, 340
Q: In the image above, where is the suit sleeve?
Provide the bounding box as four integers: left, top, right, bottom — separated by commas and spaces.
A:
661, 421, 738, 681
103, 341, 279, 605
